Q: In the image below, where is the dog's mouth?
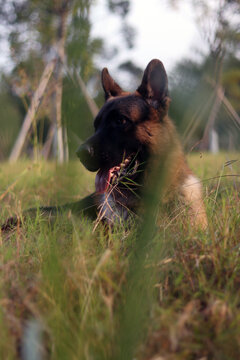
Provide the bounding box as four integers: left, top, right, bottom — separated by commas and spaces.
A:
95, 154, 139, 193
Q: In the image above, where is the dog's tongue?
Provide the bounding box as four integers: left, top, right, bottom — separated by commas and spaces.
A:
95, 168, 111, 193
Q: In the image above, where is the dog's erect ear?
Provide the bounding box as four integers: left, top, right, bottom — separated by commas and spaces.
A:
137, 59, 169, 109
101, 68, 123, 100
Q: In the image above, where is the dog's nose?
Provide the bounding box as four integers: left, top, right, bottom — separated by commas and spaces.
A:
76, 143, 99, 172
76, 143, 93, 159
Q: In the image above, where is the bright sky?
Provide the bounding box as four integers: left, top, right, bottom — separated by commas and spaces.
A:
0, 0, 205, 75
91, 0, 206, 76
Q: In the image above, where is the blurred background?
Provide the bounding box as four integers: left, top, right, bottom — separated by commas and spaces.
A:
0, 0, 239, 162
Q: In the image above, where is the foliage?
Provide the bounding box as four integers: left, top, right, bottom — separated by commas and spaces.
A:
0, 0, 137, 159
0, 78, 24, 160
0, 154, 240, 359
107, 0, 136, 49
169, 54, 240, 150
0, 0, 239, 158
167, 0, 240, 151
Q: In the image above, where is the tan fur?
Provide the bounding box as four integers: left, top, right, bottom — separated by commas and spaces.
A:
159, 119, 207, 229
138, 112, 208, 230
180, 175, 208, 229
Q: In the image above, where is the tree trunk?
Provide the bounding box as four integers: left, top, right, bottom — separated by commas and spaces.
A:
75, 72, 99, 118
200, 85, 224, 150
209, 128, 219, 153
53, 6, 68, 163
9, 59, 56, 162
41, 124, 55, 159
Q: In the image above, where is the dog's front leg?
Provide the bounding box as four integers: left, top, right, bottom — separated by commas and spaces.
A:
1, 193, 102, 232
180, 175, 208, 230
39, 192, 102, 219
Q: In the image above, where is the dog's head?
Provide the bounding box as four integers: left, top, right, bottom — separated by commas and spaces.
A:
76, 59, 170, 194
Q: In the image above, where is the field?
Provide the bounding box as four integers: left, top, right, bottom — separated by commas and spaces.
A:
0, 153, 240, 360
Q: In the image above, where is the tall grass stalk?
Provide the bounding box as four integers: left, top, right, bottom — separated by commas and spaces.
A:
114, 151, 171, 360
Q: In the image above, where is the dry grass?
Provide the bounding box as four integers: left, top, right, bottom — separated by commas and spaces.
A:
0, 153, 240, 360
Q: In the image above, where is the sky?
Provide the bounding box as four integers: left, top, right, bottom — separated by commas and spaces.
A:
0, 0, 206, 75
91, 0, 206, 76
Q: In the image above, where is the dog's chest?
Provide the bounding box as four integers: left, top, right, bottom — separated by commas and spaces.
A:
98, 193, 131, 224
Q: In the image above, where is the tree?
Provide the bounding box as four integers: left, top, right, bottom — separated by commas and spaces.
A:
0, 0, 136, 161
168, 0, 240, 151
169, 53, 240, 151
0, 0, 100, 161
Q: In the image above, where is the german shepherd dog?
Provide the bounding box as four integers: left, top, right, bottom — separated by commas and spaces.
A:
1, 59, 207, 232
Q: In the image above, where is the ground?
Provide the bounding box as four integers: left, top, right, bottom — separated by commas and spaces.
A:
0, 153, 240, 360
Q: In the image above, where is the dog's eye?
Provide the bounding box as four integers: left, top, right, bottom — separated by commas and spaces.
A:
117, 117, 128, 126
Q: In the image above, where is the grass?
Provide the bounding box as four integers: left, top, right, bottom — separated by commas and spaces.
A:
0, 152, 240, 360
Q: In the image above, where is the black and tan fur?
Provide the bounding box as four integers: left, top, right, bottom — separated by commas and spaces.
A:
1, 59, 207, 232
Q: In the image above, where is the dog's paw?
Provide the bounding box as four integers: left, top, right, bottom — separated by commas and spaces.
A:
1, 216, 22, 233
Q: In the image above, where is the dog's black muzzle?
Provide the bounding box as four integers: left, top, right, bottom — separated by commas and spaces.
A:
76, 135, 100, 172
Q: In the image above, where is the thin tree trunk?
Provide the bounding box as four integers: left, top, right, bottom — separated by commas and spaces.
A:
63, 125, 69, 161
53, 62, 64, 163
42, 124, 55, 159
209, 128, 219, 153
9, 59, 56, 162
222, 90, 240, 126
53, 6, 68, 163
200, 85, 224, 150
75, 72, 99, 118
206, 77, 240, 126
200, 46, 225, 151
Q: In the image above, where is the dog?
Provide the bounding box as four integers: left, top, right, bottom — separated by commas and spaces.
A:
1, 59, 207, 232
